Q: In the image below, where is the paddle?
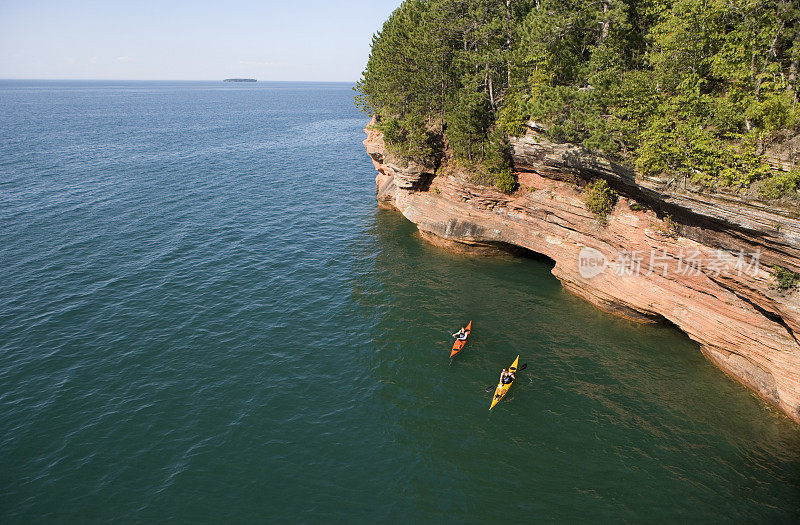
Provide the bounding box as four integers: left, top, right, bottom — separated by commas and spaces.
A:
484, 363, 527, 392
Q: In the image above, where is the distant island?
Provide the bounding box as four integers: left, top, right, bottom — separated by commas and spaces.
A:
223, 78, 256, 83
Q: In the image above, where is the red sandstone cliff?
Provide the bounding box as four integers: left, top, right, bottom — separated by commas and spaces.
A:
364, 121, 800, 424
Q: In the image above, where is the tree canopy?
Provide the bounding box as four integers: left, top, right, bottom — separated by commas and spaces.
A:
357, 0, 800, 198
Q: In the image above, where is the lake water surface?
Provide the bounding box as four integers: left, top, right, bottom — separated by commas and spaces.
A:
1, 80, 798, 522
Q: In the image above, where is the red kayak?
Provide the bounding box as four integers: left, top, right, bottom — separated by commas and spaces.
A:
449, 320, 472, 358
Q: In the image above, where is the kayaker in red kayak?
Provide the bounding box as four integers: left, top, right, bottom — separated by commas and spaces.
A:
452, 327, 468, 341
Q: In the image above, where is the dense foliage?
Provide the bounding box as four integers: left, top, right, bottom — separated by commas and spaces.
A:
773, 265, 800, 290
356, 0, 800, 198
584, 178, 618, 223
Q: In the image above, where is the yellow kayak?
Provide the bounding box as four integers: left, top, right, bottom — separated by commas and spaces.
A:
490, 355, 519, 410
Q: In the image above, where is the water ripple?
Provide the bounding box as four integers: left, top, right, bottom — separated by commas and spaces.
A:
0, 80, 798, 523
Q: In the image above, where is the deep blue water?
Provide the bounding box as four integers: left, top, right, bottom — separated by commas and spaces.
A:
1, 80, 798, 523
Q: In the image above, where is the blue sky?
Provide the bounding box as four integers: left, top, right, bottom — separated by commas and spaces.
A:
0, 0, 403, 81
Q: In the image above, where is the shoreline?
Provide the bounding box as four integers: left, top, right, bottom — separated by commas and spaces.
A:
364, 122, 800, 425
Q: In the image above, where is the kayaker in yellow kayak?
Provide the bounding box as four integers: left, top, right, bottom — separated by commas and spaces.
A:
499, 368, 515, 386
489, 357, 526, 410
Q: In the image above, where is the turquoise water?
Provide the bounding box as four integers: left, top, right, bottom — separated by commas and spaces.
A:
1, 81, 798, 523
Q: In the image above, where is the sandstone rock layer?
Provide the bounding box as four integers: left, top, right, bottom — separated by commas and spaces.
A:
364, 122, 800, 424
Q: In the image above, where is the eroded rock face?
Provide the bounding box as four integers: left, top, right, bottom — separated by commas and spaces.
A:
364, 124, 435, 194
364, 124, 800, 424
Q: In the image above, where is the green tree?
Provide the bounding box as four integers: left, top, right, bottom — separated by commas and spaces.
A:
356, 0, 800, 196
